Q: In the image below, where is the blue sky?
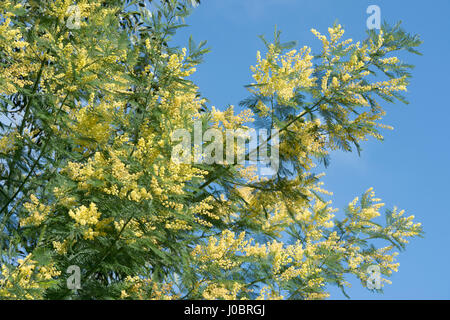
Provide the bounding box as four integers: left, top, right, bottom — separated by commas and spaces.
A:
172, 0, 450, 299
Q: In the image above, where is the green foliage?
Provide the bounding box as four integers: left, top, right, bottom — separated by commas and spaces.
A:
0, 0, 422, 300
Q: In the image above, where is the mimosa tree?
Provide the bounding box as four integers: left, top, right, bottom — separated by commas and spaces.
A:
0, 0, 422, 300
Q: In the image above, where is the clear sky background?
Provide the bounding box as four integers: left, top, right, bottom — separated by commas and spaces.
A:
172, 0, 450, 299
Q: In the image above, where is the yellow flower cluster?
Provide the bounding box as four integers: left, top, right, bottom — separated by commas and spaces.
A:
0, 254, 61, 299
191, 179, 421, 298
52, 239, 70, 255
69, 203, 101, 226
254, 286, 284, 300
54, 34, 215, 244
202, 282, 244, 300
68, 203, 107, 240
308, 25, 409, 145
66, 95, 119, 152
0, 2, 33, 95
210, 105, 254, 130
250, 44, 315, 104
281, 119, 326, 170
0, 130, 19, 155
46, 0, 101, 28
387, 207, 422, 244
191, 229, 332, 298
166, 48, 197, 78
120, 276, 177, 300
191, 230, 247, 271
21, 195, 52, 227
